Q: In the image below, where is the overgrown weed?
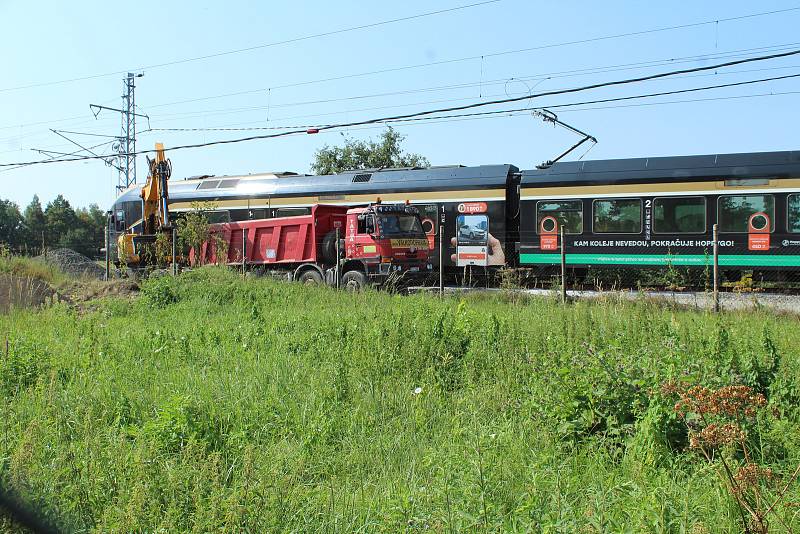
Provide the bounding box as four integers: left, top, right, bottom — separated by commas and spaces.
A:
1, 269, 799, 531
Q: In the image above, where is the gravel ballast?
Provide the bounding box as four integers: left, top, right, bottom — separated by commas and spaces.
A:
36, 248, 104, 279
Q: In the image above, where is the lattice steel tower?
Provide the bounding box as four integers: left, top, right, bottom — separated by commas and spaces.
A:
120, 72, 137, 192
116, 72, 148, 193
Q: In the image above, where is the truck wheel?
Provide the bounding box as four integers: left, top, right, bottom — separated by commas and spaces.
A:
298, 269, 323, 285
320, 231, 338, 264
341, 270, 367, 291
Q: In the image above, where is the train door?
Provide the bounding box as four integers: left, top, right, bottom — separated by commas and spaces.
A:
413, 203, 439, 264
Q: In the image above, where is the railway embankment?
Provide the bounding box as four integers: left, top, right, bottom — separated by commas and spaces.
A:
0, 251, 136, 313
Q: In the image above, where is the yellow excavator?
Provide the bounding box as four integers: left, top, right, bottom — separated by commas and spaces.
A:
117, 142, 173, 266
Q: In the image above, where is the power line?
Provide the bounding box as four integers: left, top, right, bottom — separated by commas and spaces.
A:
0, 139, 113, 174
0, 1, 502, 94
324, 73, 800, 126
0, 3, 796, 161
52, 130, 121, 138
141, 72, 800, 132
117, 10, 800, 110
350, 90, 800, 128
3, 24, 798, 132
6, 88, 800, 168
135, 61, 800, 132
1, 48, 799, 169
556, 89, 800, 112
2, 48, 795, 146
139, 42, 800, 122
10, 89, 800, 163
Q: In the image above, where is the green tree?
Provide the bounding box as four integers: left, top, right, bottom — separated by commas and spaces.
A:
0, 200, 24, 250
176, 203, 213, 266
310, 127, 429, 175
24, 195, 46, 251
44, 194, 78, 249
76, 204, 107, 252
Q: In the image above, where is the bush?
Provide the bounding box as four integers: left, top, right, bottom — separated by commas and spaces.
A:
139, 274, 178, 307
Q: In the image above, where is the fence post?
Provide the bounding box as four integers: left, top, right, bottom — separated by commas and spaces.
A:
335, 227, 340, 289
439, 224, 444, 297
104, 225, 110, 281
42, 231, 46, 260
242, 228, 247, 277
713, 223, 720, 312
171, 227, 177, 276
560, 226, 567, 304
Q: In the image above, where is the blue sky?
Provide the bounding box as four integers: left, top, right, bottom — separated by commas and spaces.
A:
1, 0, 799, 210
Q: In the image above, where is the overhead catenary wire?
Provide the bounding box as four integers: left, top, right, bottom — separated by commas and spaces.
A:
140, 71, 800, 133
5, 88, 800, 165
0, 0, 502, 94
3, 31, 799, 135
13, 89, 798, 161
134, 42, 800, 125
143, 61, 800, 130
1, 4, 799, 132
133, 60, 800, 133
144, 39, 800, 112
7, 50, 796, 149
0, 139, 114, 173
245, 89, 800, 134
2, 48, 800, 169
116, 7, 800, 113
12, 52, 788, 149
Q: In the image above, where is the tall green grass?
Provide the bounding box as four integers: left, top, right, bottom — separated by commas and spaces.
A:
1, 268, 799, 532
0, 254, 66, 286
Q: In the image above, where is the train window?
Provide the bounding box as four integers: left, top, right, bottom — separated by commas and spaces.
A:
114, 210, 126, 232
415, 204, 438, 235
229, 209, 250, 222
274, 208, 310, 218
789, 194, 800, 233
249, 209, 268, 220
592, 199, 642, 234
206, 211, 231, 224
198, 180, 221, 190
654, 197, 706, 234
718, 195, 774, 232
217, 179, 240, 189
536, 200, 583, 234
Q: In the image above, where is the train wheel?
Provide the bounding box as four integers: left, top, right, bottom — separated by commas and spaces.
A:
298, 270, 323, 285
341, 270, 367, 291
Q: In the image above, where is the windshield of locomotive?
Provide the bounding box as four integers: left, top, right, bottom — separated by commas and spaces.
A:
376, 213, 425, 238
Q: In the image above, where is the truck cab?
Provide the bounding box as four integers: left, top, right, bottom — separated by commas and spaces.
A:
341, 204, 431, 288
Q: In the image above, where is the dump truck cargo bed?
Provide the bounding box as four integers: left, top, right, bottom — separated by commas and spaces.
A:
197, 205, 347, 266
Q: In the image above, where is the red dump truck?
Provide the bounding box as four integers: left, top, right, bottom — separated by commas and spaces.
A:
195, 203, 432, 290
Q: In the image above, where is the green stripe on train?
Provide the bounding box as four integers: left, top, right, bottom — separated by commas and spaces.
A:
519, 253, 800, 267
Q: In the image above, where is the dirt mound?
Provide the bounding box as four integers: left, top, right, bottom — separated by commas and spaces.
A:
65, 279, 139, 303
0, 274, 58, 313
36, 248, 104, 279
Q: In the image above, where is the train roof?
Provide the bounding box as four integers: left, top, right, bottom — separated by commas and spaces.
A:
112, 150, 800, 208
156, 164, 518, 203
520, 150, 800, 187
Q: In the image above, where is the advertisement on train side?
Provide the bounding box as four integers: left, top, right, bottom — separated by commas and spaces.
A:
452, 202, 507, 267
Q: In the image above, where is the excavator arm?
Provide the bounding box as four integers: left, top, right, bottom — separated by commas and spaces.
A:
117, 142, 173, 265
140, 142, 172, 234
